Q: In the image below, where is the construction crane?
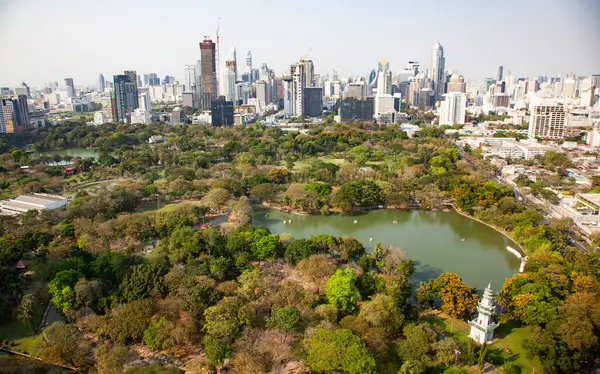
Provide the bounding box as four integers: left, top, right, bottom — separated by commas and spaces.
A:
300, 46, 313, 61
215, 17, 221, 95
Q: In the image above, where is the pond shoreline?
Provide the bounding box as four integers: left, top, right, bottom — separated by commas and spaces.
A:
257, 202, 525, 257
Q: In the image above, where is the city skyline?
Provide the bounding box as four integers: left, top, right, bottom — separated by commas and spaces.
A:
0, 0, 599, 87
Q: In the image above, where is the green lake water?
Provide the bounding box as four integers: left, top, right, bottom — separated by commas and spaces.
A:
39, 148, 101, 159
252, 206, 521, 291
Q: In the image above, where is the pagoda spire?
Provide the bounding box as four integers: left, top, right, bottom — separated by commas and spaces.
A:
469, 283, 498, 344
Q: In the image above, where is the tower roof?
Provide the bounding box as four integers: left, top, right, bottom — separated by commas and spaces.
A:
433, 41, 443, 50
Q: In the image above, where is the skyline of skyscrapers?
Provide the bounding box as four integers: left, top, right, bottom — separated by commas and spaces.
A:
429, 42, 445, 100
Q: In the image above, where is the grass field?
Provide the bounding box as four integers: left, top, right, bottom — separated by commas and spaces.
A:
420, 313, 542, 373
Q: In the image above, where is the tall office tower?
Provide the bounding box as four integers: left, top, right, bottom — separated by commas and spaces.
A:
148, 73, 159, 86
0, 95, 30, 133
528, 95, 566, 139
302, 59, 315, 87
184, 65, 196, 92
377, 59, 390, 72
124, 71, 139, 97
246, 50, 252, 74
13, 83, 28, 97
225, 47, 238, 81
377, 70, 392, 95
429, 42, 445, 100
138, 89, 152, 112
98, 74, 106, 92
259, 63, 271, 82
101, 95, 116, 122
64, 78, 75, 98
527, 79, 540, 95
200, 38, 218, 107
221, 67, 236, 102
332, 69, 339, 82
446, 74, 466, 93
498, 66, 504, 82
113, 74, 139, 123
439, 92, 466, 125
256, 80, 271, 108
561, 77, 576, 97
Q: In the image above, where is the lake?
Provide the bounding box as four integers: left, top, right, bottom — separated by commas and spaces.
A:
252, 206, 521, 291
38, 148, 101, 160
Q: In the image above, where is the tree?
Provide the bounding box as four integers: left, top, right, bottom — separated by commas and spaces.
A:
326, 268, 360, 314
338, 237, 365, 261
252, 234, 281, 260
266, 168, 290, 184
107, 299, 155, 344
284, 238, 316, 263
74, 278, 103, 313
200, 188, 231, 213
435, 273, 480, 319
40, 322, 91, 368
95, 342, 136, 374
305, 328, 376, 374
120, 263, 167, 301
143, 316, 174, 351
478, 342, 488, 372
48, 269, 84, 313
397, 323, 436, 374
297, 254, 337, 294
265, 305, 301, 333
230, 196, 252, 225
18, 294, 35, 335
359, 294, 404, 334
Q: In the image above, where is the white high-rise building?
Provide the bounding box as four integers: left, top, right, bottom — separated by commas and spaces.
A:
184, 65, 196, 92
439, 92, 466, 125
256, 81, 271, 108
98, 74, 105, 92
562, 77, 577, 98
429, 42, 445, 100
374, 94, 394, 121
246, 50, 252, 74
377, 70, 392, 96
138, 89, 152, 112
528, 95, 566, 139
221, 67, 236, 102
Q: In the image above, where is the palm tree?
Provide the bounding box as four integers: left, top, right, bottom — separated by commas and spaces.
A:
18, 294, 35, 335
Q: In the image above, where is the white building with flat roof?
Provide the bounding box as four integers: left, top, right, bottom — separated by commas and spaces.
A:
439, 92, 466, 125
0, 194, 69, 216
528, 96, 566, 139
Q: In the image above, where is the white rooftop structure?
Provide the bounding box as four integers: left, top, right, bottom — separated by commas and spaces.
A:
0, 194, 69, 216
469, 283, 498, 344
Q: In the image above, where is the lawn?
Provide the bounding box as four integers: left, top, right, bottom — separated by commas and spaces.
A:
490, 318, 542, 373
420, 313, 542, 373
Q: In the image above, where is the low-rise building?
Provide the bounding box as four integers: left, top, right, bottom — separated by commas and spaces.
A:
0, 194, 69, 216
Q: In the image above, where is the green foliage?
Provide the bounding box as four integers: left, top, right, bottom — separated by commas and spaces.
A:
284, 238, 316, 263
120, 263, 167, 301
108, 299, 155, 344
252, 234, 281, 259
143, 317, 173, 351
397, 323, 436, 374
40, 322, 91, 368
332, 179, 385, 211
305, 328, 376, 374
326, 268, 360, 314
49, 269, 84, 313
265, 305, 301, 332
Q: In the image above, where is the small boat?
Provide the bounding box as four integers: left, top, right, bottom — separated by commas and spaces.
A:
461, 238, 466, 242
289, 220, 292, 223
369, 238, 373, 242
393, 220, 398, 224
353, 220, 358, 224
283, 220, 287, 224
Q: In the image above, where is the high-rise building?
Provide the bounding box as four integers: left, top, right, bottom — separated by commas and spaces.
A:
221, 67, 236, 103
491, 93, 510, 107
429, 42, 445, 100
225, 46, 238, 81
113, 73, 139, 123
561, 77, 576, 97
339, 98, 374, 122
64, 78, 75, 98
498, 66, 504, 82
0, 95, 30, 133
256, 81, 271, 108
528, 96, 566, 139
302, 87, 323, 117
101, 95, 116, 122
286, 59, 316, 118
246, 50, 252, 75
211, 98, 234, 126
377, 59, 390, 72
98, 74, 105, 92
439, 92, 466, 125
407, 61, 420, 75
138, 89, 152, 112
184, 65, 196, 92
200, 38, 218, 107
446, 74, 466, 93
124, 71, 139, 97
527, 79, 540, 95
259, 63, 271, 82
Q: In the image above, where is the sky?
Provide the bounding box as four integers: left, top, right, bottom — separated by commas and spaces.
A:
0, 0, 599, 88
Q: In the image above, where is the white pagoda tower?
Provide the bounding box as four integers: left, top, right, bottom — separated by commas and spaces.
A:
469, 283, 498, 344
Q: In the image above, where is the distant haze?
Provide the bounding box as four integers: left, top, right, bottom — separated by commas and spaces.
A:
0, 0, 599, 87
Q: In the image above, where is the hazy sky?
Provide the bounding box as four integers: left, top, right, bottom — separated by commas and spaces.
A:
0, 0, 599, 88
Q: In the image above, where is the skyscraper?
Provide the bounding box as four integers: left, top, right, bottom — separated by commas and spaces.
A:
498, 66, 504, 82
113, 73, 139, 123
439, 92, 466, 125
64, 78, 75, 98
98, 74, 105, 92
246, 50, 252, 74
286, 59, 316, 117
221, 67, 236, 102
184, 65, 196, 92
429, 42, 445, 100
200, 38, 218, 107
225, 47, 238, 81
0, 95, 30, 133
